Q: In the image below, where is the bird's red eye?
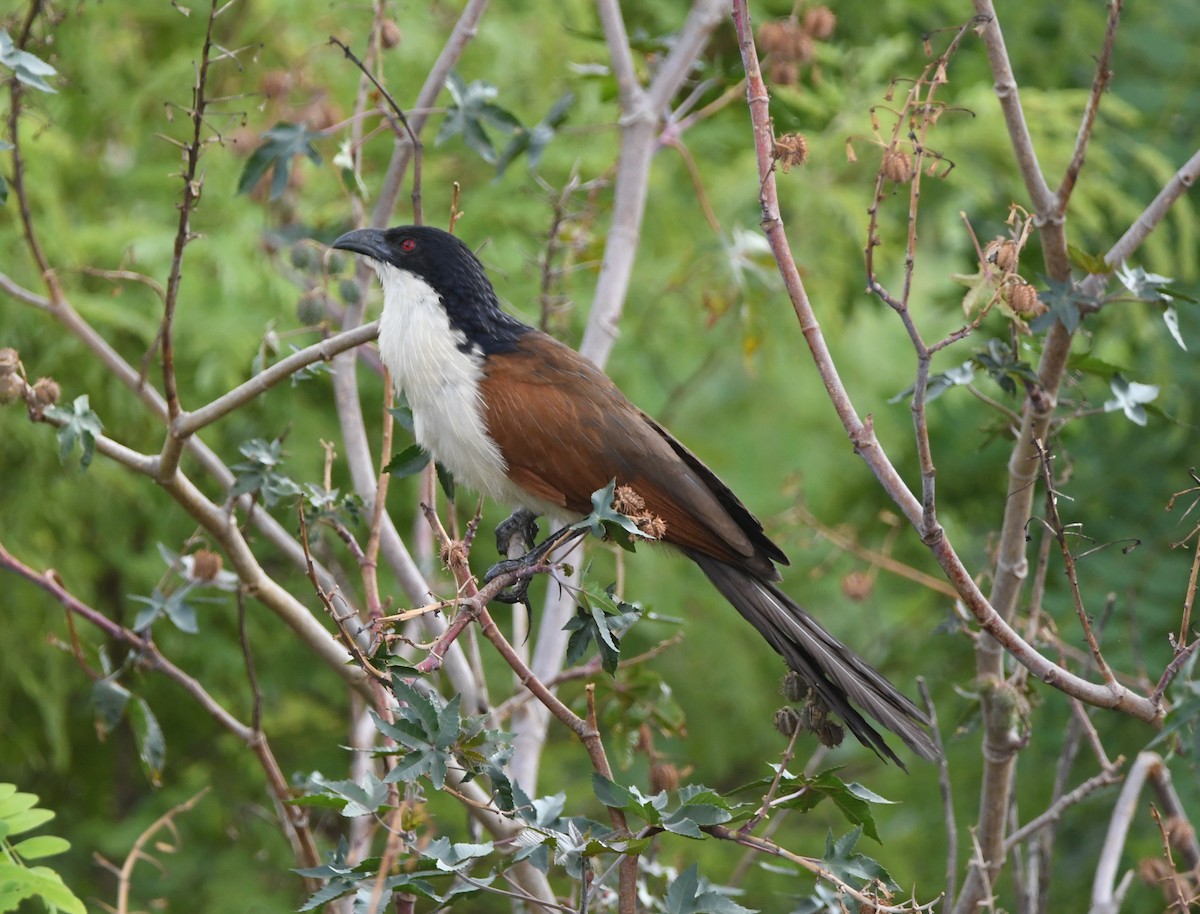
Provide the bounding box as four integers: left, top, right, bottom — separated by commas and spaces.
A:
400, 238, 416, 252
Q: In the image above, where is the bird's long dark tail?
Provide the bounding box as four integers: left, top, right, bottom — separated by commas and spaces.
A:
687, 552, 938, 767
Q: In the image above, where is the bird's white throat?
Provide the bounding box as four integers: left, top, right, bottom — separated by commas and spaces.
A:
372, 262, 513, 501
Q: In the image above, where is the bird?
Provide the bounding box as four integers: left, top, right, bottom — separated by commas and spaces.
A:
332, 223, 937, 767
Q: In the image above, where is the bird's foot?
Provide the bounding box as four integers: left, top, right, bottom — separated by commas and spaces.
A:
483, 533, 560, 605
495, 508, 540, 557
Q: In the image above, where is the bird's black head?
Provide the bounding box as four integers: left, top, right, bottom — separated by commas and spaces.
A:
332, 224, 529, 354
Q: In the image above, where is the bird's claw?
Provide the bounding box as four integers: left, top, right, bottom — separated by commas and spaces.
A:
495, 508, 540, 557
483, 556, 532, 605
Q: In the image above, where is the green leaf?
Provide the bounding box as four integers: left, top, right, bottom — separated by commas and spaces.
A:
237, 121, 324, 200
1163, 305, 1187, 350
495, 90, 575, 178
664, 864, 757, 914
1102, 374, 1159, 427
0, 790, 38, 824
44, 395, 103, 471
421, 836, 494, 872
129, 697, 166, 784
592, 774, 635, 811
821, 827, 899, 891
0, 30, 58, 93
1115, 262, 1174, 304
1067, 244, 1110, 274
0, 864, 85, 914
1029, 277, 1095, 334
563, 586, 644, 674
733, 767, 892, 843
570, 479, 651, 548
92, 678, 131, 738
11, 835, 71, 860
387, 399, 415, 432
375, 680, 462, 789
435, 461, 456, 502
437, 72, 523, 164
2, 808, 54, 837
383, 443, 430, 477
303, 772, 390, 818
230, 436, 303, 507
662, 800, 733, 838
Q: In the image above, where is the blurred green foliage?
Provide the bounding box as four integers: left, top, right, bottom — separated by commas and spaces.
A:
2, 0, 1199, 911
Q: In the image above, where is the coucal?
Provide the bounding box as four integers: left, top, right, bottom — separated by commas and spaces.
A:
333, 224, 937, 766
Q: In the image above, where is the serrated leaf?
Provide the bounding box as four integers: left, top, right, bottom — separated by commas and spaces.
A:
387, 401, 416, 432
435, 461, 456, 502
1163, 305, 1187, 350
0, 30, 58, 93
822, 827, 899, 891
1067, 244, 1110, 274
662, 801, 733, 838
129, 697, 166, 784
237, 121, 323, 200
664, 864, 757, 914
495, 90, 575, 178
383, 444, 430, 477
1029, 277, 1093, 334
592, 774, 635, 810
437, 72, 523, 165
1116, 262, 1174, 303
1103, 374, 1159, 426
421, 836, 493, 872
374, 682, 460, 789
44, 395, 103, 471
92, 678, 131, 738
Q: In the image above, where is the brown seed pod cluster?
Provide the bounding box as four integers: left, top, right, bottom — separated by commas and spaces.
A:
189, 548, 225, 583
379, 19, 402, 50
881, 149, 916, 183
757, 5, 835, 87
0, 348, 59, 414
613, 485, 667, 540
1005, 281, 1045, 316
772, 131, 809, 171
985, 236, 1020, 274
0, 348, 24, 405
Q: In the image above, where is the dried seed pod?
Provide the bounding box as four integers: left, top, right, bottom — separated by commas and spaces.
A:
773, 706, 803, 736
380, 19, 402, 49
773, 132, 809, 171
0, 348, 20, 376
1007, 282, 1044, 316
781, 670, 808, 703
758, 20, 791, 53
841, 569, 873, 601
882, 149, 915, 183
768, 58, 800, 87
189, 549, 224, 582
0, 372, 25, 405
649, 762, 680, 794
30, 377, 61, 408
985, 237, 1019, 273
802, 5, 836, 40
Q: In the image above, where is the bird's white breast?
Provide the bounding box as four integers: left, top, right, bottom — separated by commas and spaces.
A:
373, 263, 514, 501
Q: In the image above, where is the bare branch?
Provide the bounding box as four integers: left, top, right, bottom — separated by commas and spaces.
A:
1055, 1, 1122, 214
174, 321, 379, 436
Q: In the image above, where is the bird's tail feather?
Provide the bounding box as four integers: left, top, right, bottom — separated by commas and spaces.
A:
688, 552, 938, 767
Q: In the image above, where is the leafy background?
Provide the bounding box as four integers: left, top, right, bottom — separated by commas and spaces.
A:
2, 0, 1199, 911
